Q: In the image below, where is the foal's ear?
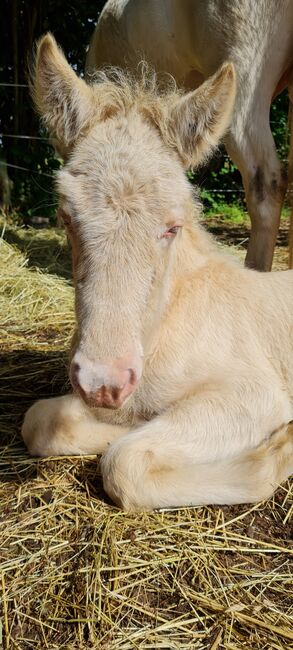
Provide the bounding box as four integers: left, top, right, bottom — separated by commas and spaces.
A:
32, 33, 95, 155
166, 63, 236, 168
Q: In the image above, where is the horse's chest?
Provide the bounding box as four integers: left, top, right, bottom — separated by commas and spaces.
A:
133, 358, 195, 418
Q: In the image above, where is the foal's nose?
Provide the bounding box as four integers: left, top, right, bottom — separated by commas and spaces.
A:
84, 380, 133, 409
70, 353, 139, 409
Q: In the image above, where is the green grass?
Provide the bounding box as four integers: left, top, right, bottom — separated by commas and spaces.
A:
203, 201, 291, 224
204, 202, 248, 224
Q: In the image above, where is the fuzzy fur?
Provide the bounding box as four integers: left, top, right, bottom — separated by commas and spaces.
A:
22, 34, 293, 511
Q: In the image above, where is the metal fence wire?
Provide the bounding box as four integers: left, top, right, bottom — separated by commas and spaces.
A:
0, 82, 291, 190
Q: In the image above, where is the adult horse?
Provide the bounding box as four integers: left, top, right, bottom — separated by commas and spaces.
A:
22, 34, 293, 510
86, 0, 293, 271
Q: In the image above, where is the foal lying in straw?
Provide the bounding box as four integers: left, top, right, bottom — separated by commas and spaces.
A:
22, 34, 293, 511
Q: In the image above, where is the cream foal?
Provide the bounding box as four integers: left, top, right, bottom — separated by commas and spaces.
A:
22, 34, 293, 511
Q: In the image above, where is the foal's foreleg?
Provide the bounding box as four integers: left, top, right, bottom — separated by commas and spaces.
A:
21, 394, 129, 456
101, 379, 291, 510
101, 420, 293, 511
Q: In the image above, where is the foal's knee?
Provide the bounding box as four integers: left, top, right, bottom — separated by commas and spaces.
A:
101, 438, 174, 511
101, 440, 147, 510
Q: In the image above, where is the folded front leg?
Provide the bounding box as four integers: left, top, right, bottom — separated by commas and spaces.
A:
21, 394, 130, 456
101, 420, 293, 511
101, 376, 291, 510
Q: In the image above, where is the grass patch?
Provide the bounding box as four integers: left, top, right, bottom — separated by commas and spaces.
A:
0, 221, 292, 649
204, 202, 249, 225
203, 201, 291, 225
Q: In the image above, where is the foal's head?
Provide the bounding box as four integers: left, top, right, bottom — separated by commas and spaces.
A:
33, 34, 235, 409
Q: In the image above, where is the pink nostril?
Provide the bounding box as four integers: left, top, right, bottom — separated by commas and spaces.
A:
70, 362, 81, 390
70, 353, 141, 408
128, 368, 137, 385
111, 386, 120, 401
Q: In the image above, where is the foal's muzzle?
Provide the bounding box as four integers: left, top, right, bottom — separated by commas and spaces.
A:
70, 351, 141, 409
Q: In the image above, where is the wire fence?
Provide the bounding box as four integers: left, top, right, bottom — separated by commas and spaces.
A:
0, 82, 29, 87
0, 134, 289, 162
0, 160, 53, 178
0, 82, 291, 195
0, 133, 49, 141
0, 160, 246, 190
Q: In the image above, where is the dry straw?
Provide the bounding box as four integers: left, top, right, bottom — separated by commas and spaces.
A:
0, 219, 292, 649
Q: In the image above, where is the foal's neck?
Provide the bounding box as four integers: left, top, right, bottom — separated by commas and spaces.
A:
142, 213, 213, 350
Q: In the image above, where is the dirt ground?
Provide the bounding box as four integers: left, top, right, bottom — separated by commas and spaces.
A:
205, 213, 290, 270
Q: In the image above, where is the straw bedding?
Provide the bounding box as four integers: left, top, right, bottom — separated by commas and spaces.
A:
0, 221, 292, 649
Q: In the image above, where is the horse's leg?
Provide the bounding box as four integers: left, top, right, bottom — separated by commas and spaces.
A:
225, 117, 286, 271
101, 377, 291, 510
288, 77, 293, 268
102, 421, 293, 511
21, 394, 129, 456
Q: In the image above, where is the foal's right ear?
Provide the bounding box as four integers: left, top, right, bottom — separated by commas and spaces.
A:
164, 63, 236, 168
32, 33, 95, 155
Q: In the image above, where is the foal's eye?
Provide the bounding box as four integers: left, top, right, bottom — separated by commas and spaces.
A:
160, 224, 182, 239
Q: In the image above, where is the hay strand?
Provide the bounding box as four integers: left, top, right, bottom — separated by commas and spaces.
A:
0, 220, 292, 649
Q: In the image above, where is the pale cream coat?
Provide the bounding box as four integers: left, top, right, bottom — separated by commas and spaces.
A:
22, 35, 293, 511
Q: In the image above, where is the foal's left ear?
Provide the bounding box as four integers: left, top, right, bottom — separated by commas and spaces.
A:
165, 63, 236, 168
32, 33, 95, 156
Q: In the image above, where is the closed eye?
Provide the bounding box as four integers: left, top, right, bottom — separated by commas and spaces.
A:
167, 226, 181, 235
160, 224, 182, 239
